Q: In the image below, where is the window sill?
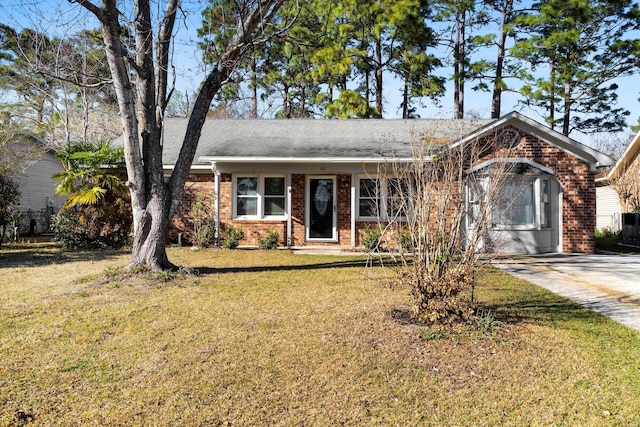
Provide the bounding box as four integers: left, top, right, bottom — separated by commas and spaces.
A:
233, 216, 288, 221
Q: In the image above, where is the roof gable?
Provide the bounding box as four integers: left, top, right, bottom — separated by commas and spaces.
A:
449, 112, 615, 170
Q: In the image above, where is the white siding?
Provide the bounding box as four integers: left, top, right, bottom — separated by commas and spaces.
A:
596, 185, 621, 232
13, 151, 66, 212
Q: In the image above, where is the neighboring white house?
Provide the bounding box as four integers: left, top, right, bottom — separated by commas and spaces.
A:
596, 185, 621, 232
595, 129, 640, 233
9, 140, 66, 235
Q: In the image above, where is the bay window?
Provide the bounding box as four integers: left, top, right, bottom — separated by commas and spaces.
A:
466, 173, 553, 230
493, 177, 535, 227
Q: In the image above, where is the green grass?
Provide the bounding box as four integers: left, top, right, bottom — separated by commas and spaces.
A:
595, 235, 640, 254
1, 244, 639, 426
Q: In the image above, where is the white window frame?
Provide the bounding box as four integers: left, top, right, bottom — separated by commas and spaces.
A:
466, 177, 487, 228
466, 174, 552, 231
540, 178, 551, 228
492, 175, 536, 230
357, 176, 381, 221
233, 174, 288, 220
356, 175, 410, 221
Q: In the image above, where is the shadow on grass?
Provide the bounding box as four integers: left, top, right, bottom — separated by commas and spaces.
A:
190, 257, 385, 276
482, 296, 606, 328
0, 244, 128, 269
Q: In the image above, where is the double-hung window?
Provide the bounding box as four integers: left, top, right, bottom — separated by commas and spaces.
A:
264, 177, 286, 216
386, 177, 409, 220
466, 177, 486, 227
540, 178, 551, 228
357, 176, 410, 221
236, 177, 259, 216
234, 175, 287, 219
358, 178, 381, 219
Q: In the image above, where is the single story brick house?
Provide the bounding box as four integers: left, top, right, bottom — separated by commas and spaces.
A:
162, 112, 613, 254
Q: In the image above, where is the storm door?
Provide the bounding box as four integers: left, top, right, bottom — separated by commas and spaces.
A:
306, 176, 337, 241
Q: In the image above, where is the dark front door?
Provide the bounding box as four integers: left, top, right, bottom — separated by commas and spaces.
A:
307, 177, 336, 241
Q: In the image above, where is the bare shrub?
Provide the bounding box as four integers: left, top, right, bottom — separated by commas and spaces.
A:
372, 124, 516, 324
190, 193, 216, 248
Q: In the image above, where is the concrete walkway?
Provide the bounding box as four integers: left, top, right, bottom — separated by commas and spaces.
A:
493, 254, 640, 331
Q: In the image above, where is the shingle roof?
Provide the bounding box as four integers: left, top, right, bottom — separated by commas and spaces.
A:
161, 118, 491, 165
596, 129, 640, 184
113, 113, 614, 169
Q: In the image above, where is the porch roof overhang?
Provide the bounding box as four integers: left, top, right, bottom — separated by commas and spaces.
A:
197, 155, 418, 165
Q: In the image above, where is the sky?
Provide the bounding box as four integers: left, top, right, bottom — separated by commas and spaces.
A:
2, 0, 639, 146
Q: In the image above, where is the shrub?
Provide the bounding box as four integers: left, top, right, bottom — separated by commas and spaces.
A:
397, 229, 413, 251
221, 224, 244, 249
362, 224, 383, 251
258, 230, 280, 249
51, 210, 89, 249
595, 227, 620, 238
0, 174, 20, 247
51, 205, 131, 250
190, 193, 216, 248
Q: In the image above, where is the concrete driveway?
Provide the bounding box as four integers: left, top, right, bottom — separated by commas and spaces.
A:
493, 254, 640, 331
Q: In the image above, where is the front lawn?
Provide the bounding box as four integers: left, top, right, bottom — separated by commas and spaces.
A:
1, 245, 639, 426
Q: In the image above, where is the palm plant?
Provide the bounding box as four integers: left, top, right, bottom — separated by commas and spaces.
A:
54, 141, 128, 209
52, 141, 131, 248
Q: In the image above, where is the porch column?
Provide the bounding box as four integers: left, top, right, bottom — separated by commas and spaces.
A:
351, 173, 356, 248
211, 162, 221, 248
287, 173, 292, 248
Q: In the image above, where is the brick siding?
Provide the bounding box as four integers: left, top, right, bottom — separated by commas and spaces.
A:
474, 128, 595, 253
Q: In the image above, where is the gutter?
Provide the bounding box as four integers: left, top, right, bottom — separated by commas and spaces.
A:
197, 156, 419, 164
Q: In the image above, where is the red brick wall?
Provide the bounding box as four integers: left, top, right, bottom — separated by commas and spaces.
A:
169, 173, 215, 246
172, 172, 353, 247
290, 174, 305, 246
474, 128, 595, 253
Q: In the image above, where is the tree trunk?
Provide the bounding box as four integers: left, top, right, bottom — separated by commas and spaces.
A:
78, 0, 283, 271
563, 80, 571, 136
402, 78, 409, 119
549, 68, 556, 131
491, 0, 510, 119
453, 9, 466, 120
97, 1, 146, 243
251, 55, 258, 119
375, 39, 383, 116
129, 194, 174, 270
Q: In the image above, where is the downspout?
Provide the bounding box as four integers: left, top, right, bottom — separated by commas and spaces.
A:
287, 173, 292, 248
211, 162, 221, 248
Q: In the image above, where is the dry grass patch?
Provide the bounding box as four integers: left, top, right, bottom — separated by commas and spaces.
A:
1, 245, 639, 426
